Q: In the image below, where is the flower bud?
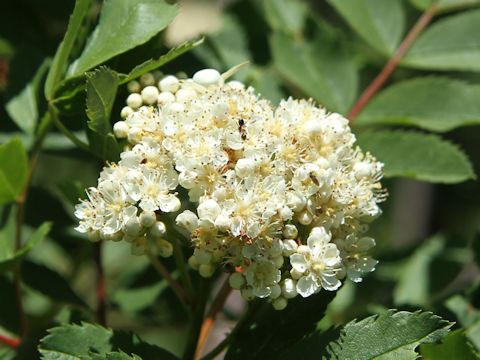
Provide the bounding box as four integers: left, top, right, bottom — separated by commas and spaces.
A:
176, 210, 199, 232
156, 239, 173, 258
126, 93, 142, 109
141, 86, 160, 105
193, 69, 221, 86
269, 284, 282, 299
157, 91, 175, 106
140, 211, 156, 227
283, 224, 298, 240
235, 158, 255, 178
127, 80, 141, 93
114, 120, 129, 138
124, 218, 142, 237
149, 221, 166, 238
140, 72, 155, 86
281, 278, 298, 299
199, 263, 214, 278
197, 199, 221, 222
175, 88, 196, 102
120, 106, 134, 119
297, 210, 313, 225
272, 297, 288, 311
229, 272, 245, 289
159, 75, 179, 93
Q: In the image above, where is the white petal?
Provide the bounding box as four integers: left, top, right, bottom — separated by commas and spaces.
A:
296, 275, 318, 298
290, 253, 308, 273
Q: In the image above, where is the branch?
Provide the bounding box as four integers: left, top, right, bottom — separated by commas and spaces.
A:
347, 4, 437, 121
0, 334, 20, 348
94, 242, 107, 326
194, 278, 232, 360
146, 250, 189, 311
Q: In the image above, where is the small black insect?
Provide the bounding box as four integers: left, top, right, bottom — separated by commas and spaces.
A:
238, 119, 247, 140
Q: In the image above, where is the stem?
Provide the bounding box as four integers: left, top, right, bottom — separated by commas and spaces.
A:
0, 334, 20, 348
146, 250, 189, 310
94, 242, 106, 326
172, 238, 194, 298
201, 302, 260, 360
48, 104, 90, 152
183, 277, 209, 360
13, 112, 54, 337
194, 278, 232, 360
347, 4, 437, 121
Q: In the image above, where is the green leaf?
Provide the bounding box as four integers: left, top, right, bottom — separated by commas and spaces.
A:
271, 30, 357, 114
393, 236, 444, 306
0, 222, 51, 273
262, 0, 308, 36
421, 330, 480, 360
122, 38, 204, 84
39, 322, 178, 360
403, 9, 480, 72
68, 0, 178, 76
0, 37, 14, 57
6, 59, 51, 135
323, 310, 452, 359
0, 137, 28, 204
21, 260, 87, 307
193, 16, 250, 80
225, 292, 335, 359
328, 0, 405, 55
355, 77, 480, 132
409, 0, 480, 13
85, 67, 121, 161
45, 0, 93, 98
86, 67, 119, 135
356, 130, 475, 183
113, 282, 167, 313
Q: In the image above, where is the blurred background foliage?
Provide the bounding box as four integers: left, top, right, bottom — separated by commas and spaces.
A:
1, 0, 480, 359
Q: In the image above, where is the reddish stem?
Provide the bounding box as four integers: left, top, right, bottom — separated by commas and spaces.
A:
94, 242, 107, 326
194, 279, 232, 360
347, 4, 437, 121
0, 334, 21, 348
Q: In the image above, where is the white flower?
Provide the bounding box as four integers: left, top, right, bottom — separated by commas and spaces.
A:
290, 227, 341, 297
76, 68, 386, 308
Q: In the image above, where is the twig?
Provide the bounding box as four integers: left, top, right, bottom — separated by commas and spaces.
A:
48, 104, 90, 152
201, 302, 260, 360
13, 112, 54, 337
347, 4, 437, 121
146, 250, 189, 310
0, 334, 20, 348
94, 242, 106, 326
194, 278, 232, 360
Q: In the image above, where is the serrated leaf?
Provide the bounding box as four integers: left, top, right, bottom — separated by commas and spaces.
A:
409, 0, 480, 13
0, 137, 28, 204
85, 67, 121, 161
68, 0, 178, 76
323, 310, 452, 359
6, 59, 50, 135
328, 0, 405, 55
271, 30, 357, 114
356, 130, 475, 183
39, 322, 178, 360
86, 67, 118, 135
262, 0, 308, 36
225, 292, 335, 359
21, 260, 87, 307
421, 330, 480, 359
403, 9, 480, 71
355, 77, 480, 132
0, 222, 51, 273
45, 0, 93, 98
122, 38, 204, 84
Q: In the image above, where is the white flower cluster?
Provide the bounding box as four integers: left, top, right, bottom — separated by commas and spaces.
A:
75, 68, 386, 310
